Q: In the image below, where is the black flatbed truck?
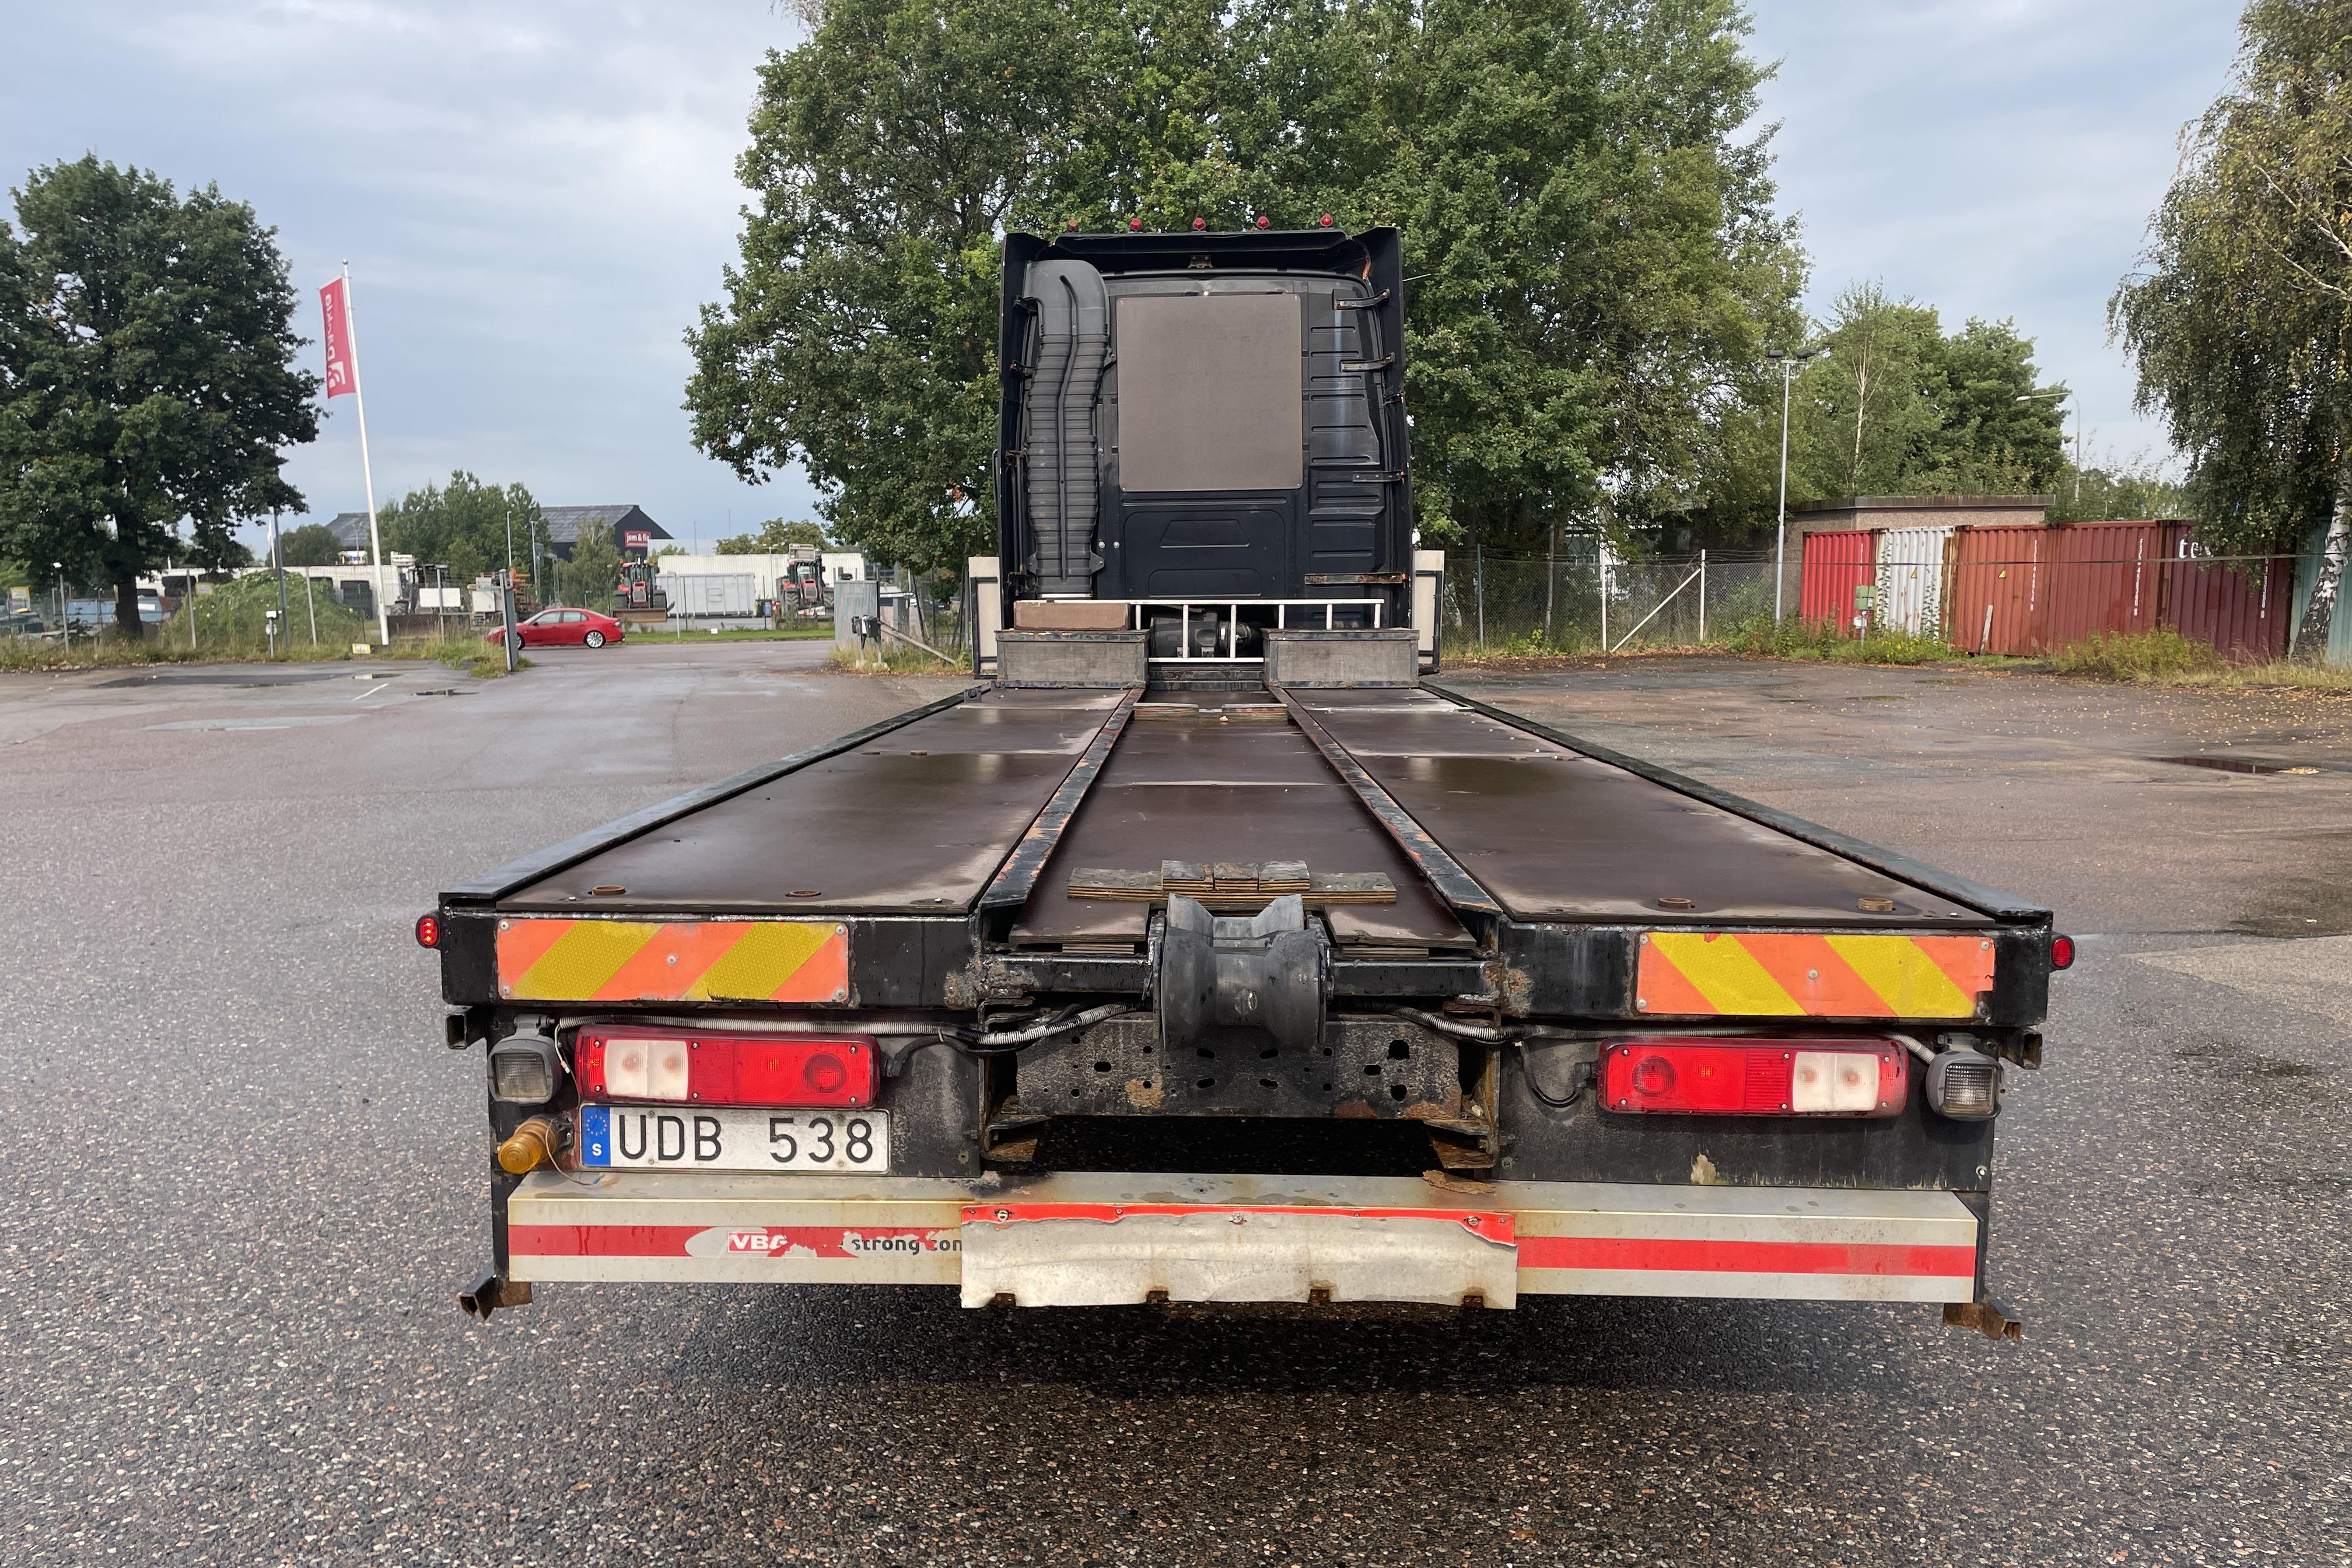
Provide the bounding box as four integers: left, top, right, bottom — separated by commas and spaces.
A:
432, 226, 2059, 1329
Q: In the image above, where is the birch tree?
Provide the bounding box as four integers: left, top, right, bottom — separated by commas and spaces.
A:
2113, 0, 2352, 657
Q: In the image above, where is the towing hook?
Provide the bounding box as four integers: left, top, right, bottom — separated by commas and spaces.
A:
458, 1270, 533, 1321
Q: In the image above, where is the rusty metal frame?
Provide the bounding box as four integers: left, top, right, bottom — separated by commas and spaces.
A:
1269, 685, 1502, 931
976, 687, 1142, 922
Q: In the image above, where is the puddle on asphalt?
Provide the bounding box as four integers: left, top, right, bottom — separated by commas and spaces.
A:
2174, 1040, 2322, 1079
2154, 755, 2326, 775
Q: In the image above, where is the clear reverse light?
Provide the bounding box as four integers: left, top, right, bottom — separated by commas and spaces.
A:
601, 1035, 691, 1101
1791, 1050, 1882, 1113
1926, 1048, 2001, 1119
488, 1034, 562, 1104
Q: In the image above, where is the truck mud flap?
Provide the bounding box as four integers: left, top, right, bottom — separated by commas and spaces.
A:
958, 1202, 1517, 1308
502, 1172, 1977, 1305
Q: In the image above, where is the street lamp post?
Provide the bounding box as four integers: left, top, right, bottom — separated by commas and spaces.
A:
53, 562, 66, 645
1768, 345, 1829, 622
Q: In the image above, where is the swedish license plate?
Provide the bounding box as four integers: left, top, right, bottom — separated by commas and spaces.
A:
579, 1105, 890, 1172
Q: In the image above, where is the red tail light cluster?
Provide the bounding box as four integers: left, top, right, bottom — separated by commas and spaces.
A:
415, 913, 440, 949
2051, 935, 2075, 970
1601, 1038, 1907, 1118
576, 1027, 876, 1109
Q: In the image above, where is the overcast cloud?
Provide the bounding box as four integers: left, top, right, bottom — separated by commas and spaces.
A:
2, 1, 2248, 556
1746, 0, 2243, 477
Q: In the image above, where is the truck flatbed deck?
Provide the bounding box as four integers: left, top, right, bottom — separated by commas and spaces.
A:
487, 682, 1995, 942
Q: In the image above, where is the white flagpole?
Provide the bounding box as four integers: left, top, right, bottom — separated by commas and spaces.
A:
342, 261, 390, 647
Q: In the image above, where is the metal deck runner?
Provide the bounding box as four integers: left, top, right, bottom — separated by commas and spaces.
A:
1007, 696, 1472, 949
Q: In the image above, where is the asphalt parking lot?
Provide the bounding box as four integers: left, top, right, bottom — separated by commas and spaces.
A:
2, 642, 2346, 1567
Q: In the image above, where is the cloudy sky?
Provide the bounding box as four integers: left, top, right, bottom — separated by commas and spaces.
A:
2, 1, 2246, 556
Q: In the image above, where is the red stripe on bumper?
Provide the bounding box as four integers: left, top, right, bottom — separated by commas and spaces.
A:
1518, 1236, 1975, 1278
961, 1202, 1514, 1242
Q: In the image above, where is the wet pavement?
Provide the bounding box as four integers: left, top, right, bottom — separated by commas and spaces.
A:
1, 646, 2346, 1566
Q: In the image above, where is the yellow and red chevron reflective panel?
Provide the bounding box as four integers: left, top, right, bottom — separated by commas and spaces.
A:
495, 918, 849, 1005
1636, 932, 1994, 1020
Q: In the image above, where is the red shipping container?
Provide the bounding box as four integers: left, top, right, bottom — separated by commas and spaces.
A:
1947, 524, 2048, 654
1799, 528, 1877, 635
2164, 551, 2293, 663
2039, 521, 2182, 652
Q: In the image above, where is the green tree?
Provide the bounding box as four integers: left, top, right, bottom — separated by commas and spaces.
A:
718, 517, 828, 554
1335, 0, 1805, 548
1788, 283, 1948, 497
2113, 0, 2352, 655
560, 517, 621, 611
275, 521, 341, 566
0, 156, 318, 636
378, 471, 544, 582
687, 0, 1098, 573
1772, 285, 2064, 506
1927, 318, 2067, 489
2045, 454, 2189, 523
688, 0, 1806, 565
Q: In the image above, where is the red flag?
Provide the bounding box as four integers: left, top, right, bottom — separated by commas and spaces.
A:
319, 278, 355, 398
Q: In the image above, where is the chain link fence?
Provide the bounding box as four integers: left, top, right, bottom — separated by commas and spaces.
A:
1441, 549, 1779, 655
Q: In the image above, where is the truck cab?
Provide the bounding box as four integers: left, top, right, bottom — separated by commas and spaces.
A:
974, 225, 1438, 682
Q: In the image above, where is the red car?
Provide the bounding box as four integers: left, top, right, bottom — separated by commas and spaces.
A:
485, 608, 626, 649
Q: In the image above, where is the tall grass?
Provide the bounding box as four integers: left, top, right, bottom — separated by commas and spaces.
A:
2044, 628, 2225, 680
2047, 630, 2352, 690
1450, 627, 1602, 661
1720, 615, 1960, 666
825, 642, 964, 676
